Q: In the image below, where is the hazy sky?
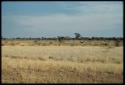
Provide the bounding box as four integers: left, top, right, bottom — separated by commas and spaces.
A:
2, 1, 123, 38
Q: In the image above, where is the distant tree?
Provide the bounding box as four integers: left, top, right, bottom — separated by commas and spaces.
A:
74, 33, 81, 39
57, 36, 64, 43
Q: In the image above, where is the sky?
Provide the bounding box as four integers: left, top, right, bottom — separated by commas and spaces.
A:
2, 1, 123, 38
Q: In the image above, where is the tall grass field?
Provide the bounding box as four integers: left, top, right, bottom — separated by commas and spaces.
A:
2, 40, 123, 83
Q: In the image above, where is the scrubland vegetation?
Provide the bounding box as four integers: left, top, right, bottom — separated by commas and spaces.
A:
2, 38, 123, 83
2, 39, 123, 46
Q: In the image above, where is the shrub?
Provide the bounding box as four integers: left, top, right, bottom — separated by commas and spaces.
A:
115, 41, 120, 47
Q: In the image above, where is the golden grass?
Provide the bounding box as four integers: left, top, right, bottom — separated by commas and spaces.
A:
2, 46, 123, 83
2, 46, 123, 63
2, 40, 123, 46
2, 57, 123, 83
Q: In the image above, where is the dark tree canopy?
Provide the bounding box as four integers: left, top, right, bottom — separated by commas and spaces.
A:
74, 33, 81, 39
57, 36, 65, 43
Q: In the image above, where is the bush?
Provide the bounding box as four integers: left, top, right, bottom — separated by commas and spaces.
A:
115, 41, 120, 47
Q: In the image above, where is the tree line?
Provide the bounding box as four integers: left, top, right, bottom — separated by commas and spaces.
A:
2, 33, 123, 41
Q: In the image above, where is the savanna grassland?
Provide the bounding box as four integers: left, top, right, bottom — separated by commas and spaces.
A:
2, 39, 123, 83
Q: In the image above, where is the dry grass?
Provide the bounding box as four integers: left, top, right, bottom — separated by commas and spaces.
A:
2, 57, 123, 83
2, 39, 123, 46
2, 46, 123, 63
2, 45, 123, 83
